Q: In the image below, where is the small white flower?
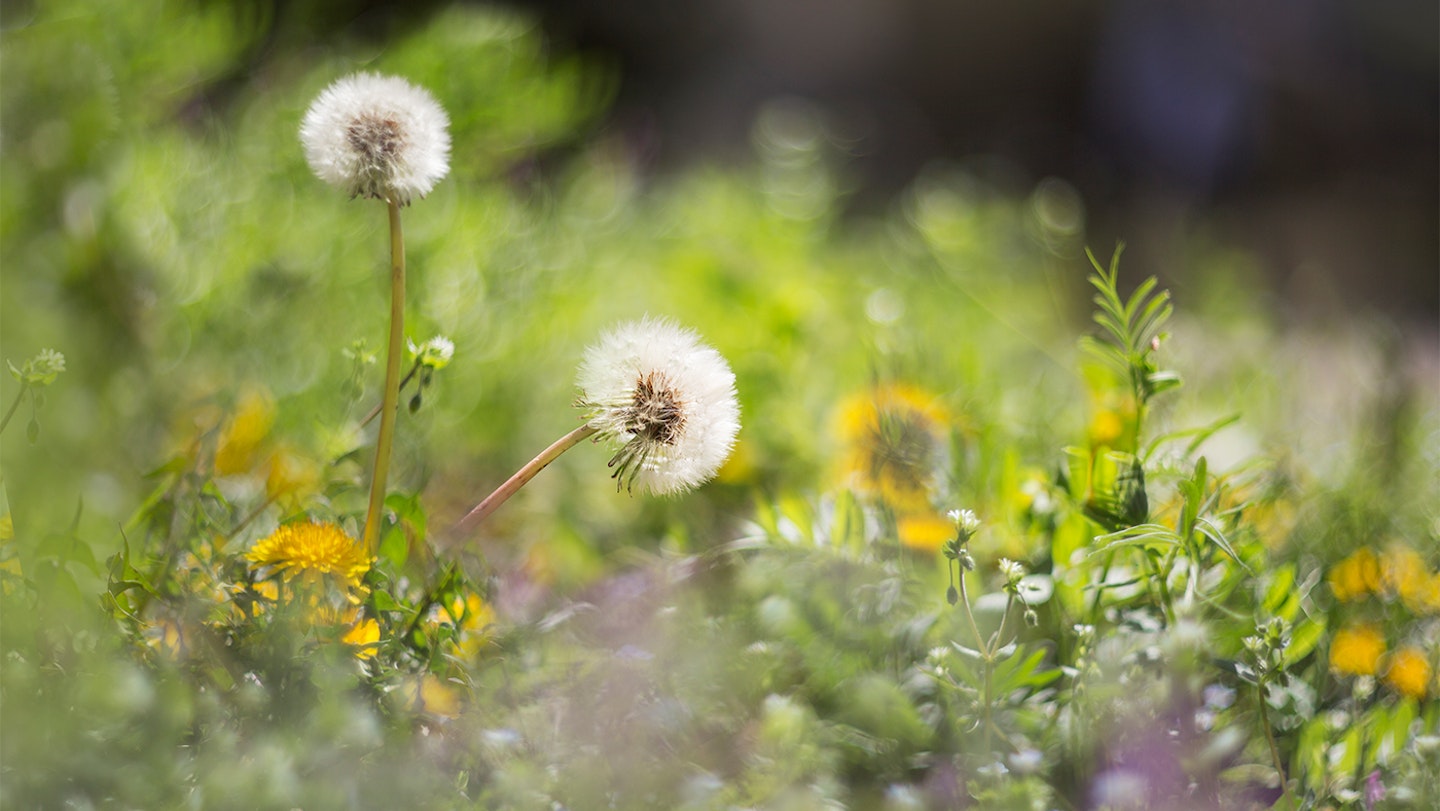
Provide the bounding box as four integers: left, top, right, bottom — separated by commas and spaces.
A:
576, 317, 740, 496
947, 508, 981, 538
409, 335, 455, 369
998, 557, 1026, 585
300, 73, 451, 205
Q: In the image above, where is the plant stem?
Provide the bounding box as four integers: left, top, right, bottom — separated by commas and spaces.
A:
1258, 683, 1293, 809
361, 198, 406, 554
454, 423, 599, 536
361, 359, 422, 428
0, 381, 28, 435
956, 567, 995, 754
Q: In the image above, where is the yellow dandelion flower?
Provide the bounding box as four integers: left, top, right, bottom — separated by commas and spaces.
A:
1329, 623, 1386, 676
1328, 547, 1381, 603
144, 617, 188, 659
341, 617, 382, 660
1380, 544, 1439, 614
246, 521, 370, 590
1382, 647, 1432, 700
215, 389, 275, 475
896, 512, 955, 554
837, 384, 949, 513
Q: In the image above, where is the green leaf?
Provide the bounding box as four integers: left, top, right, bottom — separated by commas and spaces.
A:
1282, 616, 1325, 668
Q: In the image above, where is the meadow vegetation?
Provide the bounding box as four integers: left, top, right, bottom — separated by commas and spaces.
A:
2, 2, 1437, 809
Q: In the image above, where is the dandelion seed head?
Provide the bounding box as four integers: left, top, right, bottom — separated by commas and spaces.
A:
577, 317, 740, 496
300, 73, 450, 205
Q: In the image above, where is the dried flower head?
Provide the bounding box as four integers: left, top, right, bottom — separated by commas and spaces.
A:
576, 318, 740, 495
246, 520, 370, 590
300, 73, 451, 205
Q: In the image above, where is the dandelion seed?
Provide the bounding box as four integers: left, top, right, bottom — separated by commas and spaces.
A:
577, 318, 740, 495
300, 73, 451, 205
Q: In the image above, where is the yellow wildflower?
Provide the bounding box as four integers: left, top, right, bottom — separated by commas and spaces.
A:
1329, 623, 1386, 677
144, 617, 188, 659
401, 674, 460, 718
837, 384, 949, 513
246, 521, 370, 590
341, 617, 382, 660
1327, 547, 1381, 603
1383, 647, 1432, 700
896, 512, 955, 554
215, 389, 275, 475
1381, 544, 1440, 614
431, 592, 495, 660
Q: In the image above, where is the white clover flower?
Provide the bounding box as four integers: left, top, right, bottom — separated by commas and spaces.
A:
300, 73, 451, 205
576, 317, 741, 496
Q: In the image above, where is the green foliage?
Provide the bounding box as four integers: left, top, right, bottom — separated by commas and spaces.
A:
2, 2, 1438, 810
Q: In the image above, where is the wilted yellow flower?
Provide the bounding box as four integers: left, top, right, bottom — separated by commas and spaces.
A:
1329, 623, 1386, 676
896, 512, 954, 554
837, 384, 949, 512
246, 521, 370, 590
1328, 547, 1381, 603
215, 389, 275, 475
1383, 647, 1432, 700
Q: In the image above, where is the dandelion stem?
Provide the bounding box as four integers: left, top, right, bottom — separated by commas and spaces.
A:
361, 198, 407, 554
0, 380, 28, 435
455, 423, 599, 535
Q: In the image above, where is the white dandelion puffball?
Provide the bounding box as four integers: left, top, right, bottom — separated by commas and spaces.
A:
300, 72, 451, 205
577, 318, 741, 496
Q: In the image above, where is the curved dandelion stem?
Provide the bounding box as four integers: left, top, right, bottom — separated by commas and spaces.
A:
455, 423, 599, 535
361, 198, 407, 554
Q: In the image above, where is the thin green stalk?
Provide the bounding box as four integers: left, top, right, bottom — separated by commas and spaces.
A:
956, 568, 994, 754
1258, 684, 1293, 809
0, 381, 28, 435
360, 359, 422, 428
361, 198, 406, 554
454, 423, 600, 536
